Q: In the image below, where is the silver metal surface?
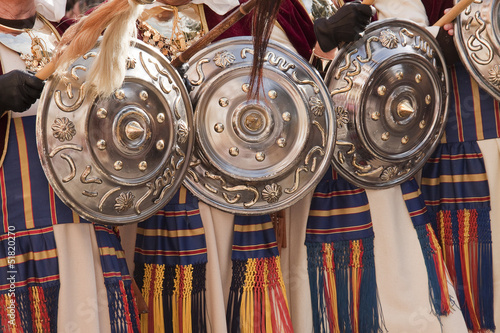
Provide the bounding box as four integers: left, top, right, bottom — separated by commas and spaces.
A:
325, 19, 449, 188
183, 36, 336, 214
37, 39, 193, 224
454, 0, 500, 100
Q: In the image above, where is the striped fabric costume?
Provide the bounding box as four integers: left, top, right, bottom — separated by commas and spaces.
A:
0, 12, 140, 333
128, 0, 314, 331
306, 167, 451, 332
133, 186, 293, 332
421, 62, 496, 331
227, 215, 292, 332
134, 187, 208, 333
419, 1, 497, 331
121, 0, 471, 332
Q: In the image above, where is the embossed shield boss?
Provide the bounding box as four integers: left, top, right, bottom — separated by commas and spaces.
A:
325, 19, 449, 188
37, 39, 194, 224
454, 0, 500, 100
183, 37, 336, 214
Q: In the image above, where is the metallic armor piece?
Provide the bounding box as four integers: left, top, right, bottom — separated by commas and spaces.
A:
454, 0, 500, 100
325, 19, 449, 188
183, 37, 336, 214
37, 39, 194, 224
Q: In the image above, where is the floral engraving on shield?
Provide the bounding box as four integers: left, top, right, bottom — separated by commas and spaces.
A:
309, 96, 325, 117
262, 183, 282, 203
488, 65, 500, 86
335, 106, 349, 128
380, 29, 399, 49
380, 166, 398, 181
177, 120, 189, 144
126, 56, 136, 69
114, 192, 135, 212
52, 117, 76, 142
213, 50, 235, 68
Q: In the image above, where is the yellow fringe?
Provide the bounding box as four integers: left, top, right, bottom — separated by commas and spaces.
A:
427, 224, 451, 310
324, 243, 340, 333
262, 260, 271, 332
438, 211, 447, 262
462, 209, 480, 328
141, 263, 166, 333
31, 286, 42, 332
350, 240, 362, 333
140, 264, 152, 333
241, 258, 257, 333
155, 265, 166, 333
238, 256, 292, 332
172, 266, 180, 333
183, 265, 194, 333
172, 264, 194, 333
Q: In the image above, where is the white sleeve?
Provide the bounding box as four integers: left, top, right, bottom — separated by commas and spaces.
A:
374, 0, 429, 26
373, 0, 442, 37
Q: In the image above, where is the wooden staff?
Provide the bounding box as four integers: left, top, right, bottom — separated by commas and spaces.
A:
170, 0, 257, 68
433, 0, 475, 27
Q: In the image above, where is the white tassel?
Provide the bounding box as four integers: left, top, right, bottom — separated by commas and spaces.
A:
85, 0, 143, 98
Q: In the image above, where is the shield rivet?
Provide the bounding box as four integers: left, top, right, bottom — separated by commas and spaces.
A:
381, 132, 390, 141
282, 112, 291, 122
371, 111, 381, 120
214, 123, 225, 133
396, 71, 403, 80
156, 140, 165, 150
140, 90, 148, 101
157, 113, 165, 123
277, 137, 286, 147
115, 89, 125, 99
97, 108, 107, 119
401, 135, 409, 144
255, 152, 265, 161
97, 139, 106, 150
425, 95, 431, 104
397, 99, 415, 118
415, 74, 422, 83
138, 161, 147, 171
125, 121, 144, 140
419, 120, 426, 129
242, 83, 250, 93
244, 112, 264, 132
114, 161, 123, 171
219, 97, 229, 107
229, 147, 239, 156
268, 90, 277, 99
377, 86, 386, 96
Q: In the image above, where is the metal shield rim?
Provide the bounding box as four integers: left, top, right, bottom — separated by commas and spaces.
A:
36, 38, 194, 225
183, 36, 336, 215
326, 18, 450, 189
453, 0, 500, 101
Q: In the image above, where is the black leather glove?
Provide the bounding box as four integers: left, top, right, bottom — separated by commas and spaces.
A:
314, 1, 374, 52
0, 70, 45, 114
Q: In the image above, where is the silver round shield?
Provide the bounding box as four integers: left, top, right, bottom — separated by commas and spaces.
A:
183, 37, 336, 214
37, 39, 194, 224
325, 19, 449, 189
454, 0, 500, 100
